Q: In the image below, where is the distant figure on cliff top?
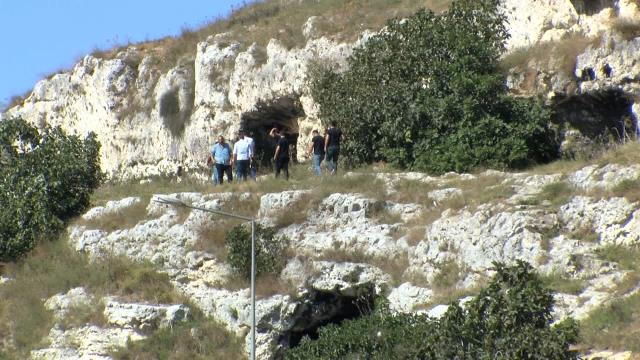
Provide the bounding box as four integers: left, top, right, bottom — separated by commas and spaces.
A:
232, 129, 252, 182
208, 135, 232, 185
308, 129, 325, 176
270, 127, 290, 180
324, 121, 343, 175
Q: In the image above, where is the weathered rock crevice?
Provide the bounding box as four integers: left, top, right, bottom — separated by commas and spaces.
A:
276, 286, 376, 358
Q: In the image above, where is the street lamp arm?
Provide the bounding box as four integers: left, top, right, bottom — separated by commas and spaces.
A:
154, 196, 255, 221
153, 195, 257, 360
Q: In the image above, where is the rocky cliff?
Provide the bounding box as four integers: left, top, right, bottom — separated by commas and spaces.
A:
23, 160, 640, 359
2, 0, 639, 180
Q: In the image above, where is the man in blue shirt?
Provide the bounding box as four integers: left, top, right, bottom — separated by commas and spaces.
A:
209, 135, 233, 185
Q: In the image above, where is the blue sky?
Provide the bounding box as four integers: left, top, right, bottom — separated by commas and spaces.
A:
0, 0, 245, 107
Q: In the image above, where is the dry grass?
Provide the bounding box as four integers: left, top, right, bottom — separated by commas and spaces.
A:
192, 193, 261, 257
75, 200, 150, 232
579, 292, 640, 352
567, 222, 600, 243
611, 17, 640, 41
540, 272, 586, 295
0, 238, 184, 358
111, 307, 244, 360
501, 34, 600, 79
579, 245, 640, 351
274, 192, 313, 228
317, 246, 411, 285
388, 179, 438, 205
90, 0, 452, 74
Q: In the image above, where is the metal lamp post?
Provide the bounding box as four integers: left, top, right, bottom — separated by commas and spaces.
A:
155, 196, 257, 360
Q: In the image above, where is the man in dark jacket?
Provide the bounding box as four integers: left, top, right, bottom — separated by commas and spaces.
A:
308, 129, 325, 176
324, 121, 343, 174
270, 128, 290, 180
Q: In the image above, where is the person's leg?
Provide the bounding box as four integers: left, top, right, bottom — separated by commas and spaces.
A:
333, 147, 340, 174
212, 167, 219, 184
224, 164, 233, 183
215, 164, 224, 185
250, 161, 257, 180
313, 154, 322, 176
275, 158, 282, 178
283, 157, 289, 180
240, 160, 249, 181
326, 147, 336, 174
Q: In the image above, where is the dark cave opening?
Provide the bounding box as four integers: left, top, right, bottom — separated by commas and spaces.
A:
240, 96, 305, 172
554, 89, 635, 140
278, 287, 376, 356
570, 0, 616, 15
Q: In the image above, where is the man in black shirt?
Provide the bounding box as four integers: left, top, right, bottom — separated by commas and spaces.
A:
324, 121, 343, 174
270, 128, 290, 180
308, 129, 325, 176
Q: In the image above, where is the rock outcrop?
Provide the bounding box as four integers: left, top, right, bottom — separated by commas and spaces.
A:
47, 162, 640, 359
32, 287, 189, 359
2, 0, 638, 180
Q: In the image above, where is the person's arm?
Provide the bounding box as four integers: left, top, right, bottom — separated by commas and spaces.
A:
231, 143, 236, 165
273, 141, 281, 160
324, 133, 329, 153
308, 139, 313, 156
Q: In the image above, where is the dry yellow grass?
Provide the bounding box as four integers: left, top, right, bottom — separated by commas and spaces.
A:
91, 0, 453, 73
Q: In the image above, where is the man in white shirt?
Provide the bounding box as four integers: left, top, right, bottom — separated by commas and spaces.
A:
244, 132, 256, 180
232, 129, 252, 181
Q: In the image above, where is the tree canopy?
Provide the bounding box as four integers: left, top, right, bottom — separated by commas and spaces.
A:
0, 118, 102, 260
309, 0, 557, 173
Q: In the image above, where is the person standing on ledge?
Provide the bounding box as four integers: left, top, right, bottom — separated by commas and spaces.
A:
208, 135, 233, 185
232, 129, 251, 181
270, 127, 290, 180
308, 129, 325, 176
324, 121, 343, 175
245, 130, 257, 180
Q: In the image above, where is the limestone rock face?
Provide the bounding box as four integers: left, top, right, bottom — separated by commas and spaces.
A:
32, 288, 189, 360
4, 35, 357, 180
51, 163, 640, 359
4, 0, 638, 180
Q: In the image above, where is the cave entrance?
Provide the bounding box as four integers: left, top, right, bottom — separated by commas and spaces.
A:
277, 286, 376, 357
554, 89, 635, 140
241, 96, 305, 172
570, 0, 616, 15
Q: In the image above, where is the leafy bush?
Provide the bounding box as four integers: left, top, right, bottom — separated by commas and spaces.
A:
225, 223, 289, 279
0, 117, 102, 260
309, 0, 557, 173
285, 261, 579, 360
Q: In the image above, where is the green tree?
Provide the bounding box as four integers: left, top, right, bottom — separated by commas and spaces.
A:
0, 117, 102, 260
285, 261, 579, 360
309, 0, 557, 173
225, 223, 289, 279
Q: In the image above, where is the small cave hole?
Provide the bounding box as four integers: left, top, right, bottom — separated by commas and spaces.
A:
240, 96, 305, 171
602, 63, 612, 78
279, 288, 376, 353
581, 67, 596, 81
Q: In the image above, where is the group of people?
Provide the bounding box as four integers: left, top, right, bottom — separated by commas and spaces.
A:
207, 122, 342, 184
308, 121, 342, 176
207, 129, 255, 185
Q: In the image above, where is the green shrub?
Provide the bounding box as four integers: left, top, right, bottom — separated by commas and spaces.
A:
285, 261, 579, 360
225, 223, 289, 279
309, 0, 557, 173
0, 118, 102, 260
